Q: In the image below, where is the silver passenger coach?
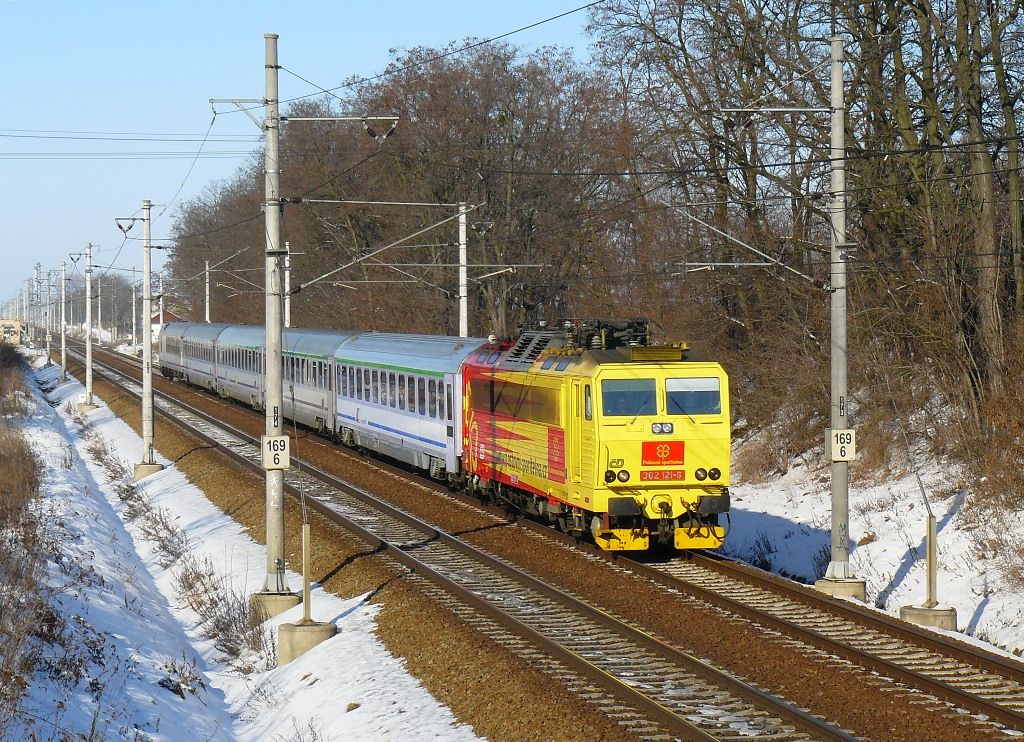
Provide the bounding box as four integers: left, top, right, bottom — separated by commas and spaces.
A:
159, 322, 489, 480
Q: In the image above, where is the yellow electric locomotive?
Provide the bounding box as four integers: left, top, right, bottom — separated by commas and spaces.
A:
463, 319, 730, 551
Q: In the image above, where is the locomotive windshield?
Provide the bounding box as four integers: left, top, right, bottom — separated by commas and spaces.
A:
666, 377, 721, 415
601, 378, 657, 417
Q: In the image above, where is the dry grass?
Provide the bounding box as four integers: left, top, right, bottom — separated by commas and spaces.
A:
70, 405, 271, 672
172, 553, 276, 673
0, 349, 46, 736
0, 345, 29, 417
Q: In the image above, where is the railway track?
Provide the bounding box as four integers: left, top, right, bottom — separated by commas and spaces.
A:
644, 554, 1024, 727
66, 344, 854, 741
66, 341, 1024, 738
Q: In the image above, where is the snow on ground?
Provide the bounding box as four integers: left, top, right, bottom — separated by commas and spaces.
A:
13, 353, 480, 741
13, 348, 1023, 738
728, 451, 1024, 657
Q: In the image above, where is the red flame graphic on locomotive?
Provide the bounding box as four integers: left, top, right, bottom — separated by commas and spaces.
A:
462, 355, 565, 497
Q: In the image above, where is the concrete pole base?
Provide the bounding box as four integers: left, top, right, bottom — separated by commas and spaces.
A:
77, 401, 98, 414
278, 621, 338, 665
252, 591, 301, 620
133, 462, 165, 482
814, 577, 867, 602
900, 604, 958, 632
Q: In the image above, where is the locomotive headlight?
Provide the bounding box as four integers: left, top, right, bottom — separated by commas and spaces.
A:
605, 470, 617, 484
617, 470, 631, 483
652, 423, 663, 434
708, 468, 721, 481
695, 468, 708, 481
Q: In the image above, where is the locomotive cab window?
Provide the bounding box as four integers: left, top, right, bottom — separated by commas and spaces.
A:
666, 377, 721, 416
601, 378, 657, 417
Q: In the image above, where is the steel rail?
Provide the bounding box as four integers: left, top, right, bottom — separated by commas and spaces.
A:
692, 550, 1024, 683
67, 344, 854, 742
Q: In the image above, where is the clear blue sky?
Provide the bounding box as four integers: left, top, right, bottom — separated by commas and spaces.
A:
0, 0, 595, 306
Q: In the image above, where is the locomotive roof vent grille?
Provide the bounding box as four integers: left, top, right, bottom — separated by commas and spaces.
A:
500, 330, 565, 368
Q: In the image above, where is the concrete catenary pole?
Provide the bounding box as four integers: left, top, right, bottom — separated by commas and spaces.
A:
816, 37, 865, 600
135, 199, 164, 481
284, 242, 291, 329
458, 202, 468, 338
44, 271, 52, 365
158, 274, 164, 333
205, 260, 211, 323
259, 33, 296, 607
132, 266, 137, 347
79, 243, 97, 411
97, 279, 102, 345
34, 263, 41, 343
60, 261, 67, 381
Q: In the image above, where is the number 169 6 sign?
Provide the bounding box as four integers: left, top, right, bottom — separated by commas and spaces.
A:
829, 429, 856, 462
262, 435, 290, 470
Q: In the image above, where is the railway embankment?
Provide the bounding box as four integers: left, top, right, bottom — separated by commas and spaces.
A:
69, 341, 1024, 740
55, 348, 639, 741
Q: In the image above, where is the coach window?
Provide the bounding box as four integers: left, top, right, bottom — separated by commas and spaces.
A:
349, 367, 355, 398
397, 374, 406, 410
356, 367, 363, 398
417, 377, 426, 415
408, 376, 415, 411
428, 379, 437, 418
370, 370, 378, 404
437, 381, 445, 420
446, 383, 453, 421
388, 373, 397, 408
